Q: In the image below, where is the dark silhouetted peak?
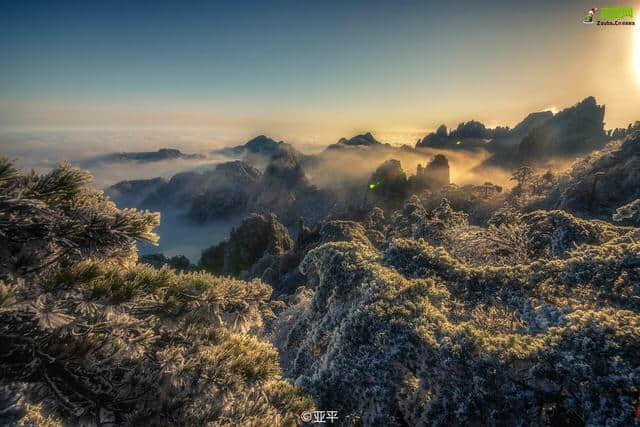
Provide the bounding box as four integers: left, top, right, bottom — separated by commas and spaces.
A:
517, 96, 606, 164
371, 159, 405, 182
215, 135, 306, 166
427, 153, 449, 168
244, 135, 282, 154
416, 125, 449, 148
610, 121, 640, 140
511, 111, 554, 136
368, 159, 409, 204
157, 148, 179, 156
263, 149, 309, 190
337, 132, 381, 146
450, 120, 490, 139
412, 154, 450, 191
578, 96, 597, 107
81, 148, 204, 166
120, 148, 203, 161
417, 122, 492, 149
188, 161, 262, 222
480, 97, 607, 169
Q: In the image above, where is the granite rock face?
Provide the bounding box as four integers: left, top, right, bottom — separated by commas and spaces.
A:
214, 135, 304, 162
335, 132, 382, 147
199, 213, 293, 278
367, 159, 409, 207
107, 160, 263, 221
482, 97, 607, 168
516, 97, 606, 165
411, 154, 450, 191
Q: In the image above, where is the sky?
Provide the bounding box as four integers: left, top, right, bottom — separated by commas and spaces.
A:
2, 0, 640, 146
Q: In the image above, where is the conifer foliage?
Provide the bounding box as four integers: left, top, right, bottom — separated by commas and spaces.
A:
0, 159, 311, 426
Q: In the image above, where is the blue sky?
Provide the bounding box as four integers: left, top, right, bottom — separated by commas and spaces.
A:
1, 0, 639, 140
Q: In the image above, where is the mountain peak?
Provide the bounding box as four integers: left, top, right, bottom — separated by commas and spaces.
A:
337, 132, 381, 146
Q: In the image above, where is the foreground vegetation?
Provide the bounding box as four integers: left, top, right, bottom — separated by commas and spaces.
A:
0, 158, 311, 426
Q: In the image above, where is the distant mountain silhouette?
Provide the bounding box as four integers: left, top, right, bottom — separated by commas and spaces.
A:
416, 120, 512, 151
416, 112, 555, 152
510, 111, 554, 137
81, 148, 205, 166
481, 97, 606, 168
107, 160, 262, 217
326, 132, 388, 150
214, 135, 307, 165
107, 149, 332, 227
415, 97, 608, 169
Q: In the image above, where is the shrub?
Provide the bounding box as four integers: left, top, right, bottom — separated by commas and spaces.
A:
0, 159, 312, 425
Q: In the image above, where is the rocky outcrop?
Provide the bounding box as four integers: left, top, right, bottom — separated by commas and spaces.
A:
330, 132, 382, 148
367, 159, 409, 205
106, 177, 167, 208
416, 124, 449, 148
477, 98, 607, 169
251, 148, 334, 225
516, 97, 606, 165
511, 111, 554, 137
417, 121, 499, 150
450, 120, 491, 139
107, 161, 263, 222
488, 97, 604, 168
189, 161, 263, 221
214, 135, 310, 171
610, 121, 640, 140
199, 213, 293, 278
411, 154, 450, 191
261, 149, 309, 190
215, 135, 298, 158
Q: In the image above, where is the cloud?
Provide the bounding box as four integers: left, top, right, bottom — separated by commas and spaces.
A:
0, 129, 237, 188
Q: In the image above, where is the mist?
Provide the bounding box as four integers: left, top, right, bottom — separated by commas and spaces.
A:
0, 129, 238, 188
307, 146, 514, 191
137, 208, 241, 261
0, 128, 553, 262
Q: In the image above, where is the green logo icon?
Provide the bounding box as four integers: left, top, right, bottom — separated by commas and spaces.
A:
600, 7, 633, 19
584, 6, 634, 24
583, 7, 597, 23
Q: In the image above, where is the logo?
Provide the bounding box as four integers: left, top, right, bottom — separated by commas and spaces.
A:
583, 7, 598, 23
583, 6, 635, 26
